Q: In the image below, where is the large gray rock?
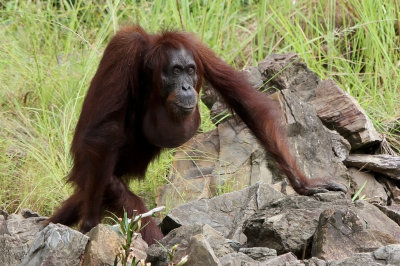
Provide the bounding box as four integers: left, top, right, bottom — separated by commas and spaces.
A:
262, 252, 301, 265
219, 252, 259, 266
258, 53, 320, 100
258, 53, 382, 151
243, 192, 400, 257
83, 224, 148, 266
372, 245, 400, 264
273, 89, 349, 182
311, 79, 382, 150
238, 247, 277, 261
147, 224, 235, 265
344, 154, 400, 179
312, 208, 399, 260
380, 178, 400, 203
243, 192, 349, 255
160, 183, 284, 243
21, 223, 88, 266
327, 245, 400, 265
157, 119, 275, 210
185, 234, 220, 266
374, 203, 400, 226
347, 167, 387, 204
147, 225, 203, 265
0, 210, 46, 265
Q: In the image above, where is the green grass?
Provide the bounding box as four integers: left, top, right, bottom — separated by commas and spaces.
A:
0, 0, 399, 216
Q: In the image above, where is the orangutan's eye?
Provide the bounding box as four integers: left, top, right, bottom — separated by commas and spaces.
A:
187, 67, 195, 75
173, 66, 182, 75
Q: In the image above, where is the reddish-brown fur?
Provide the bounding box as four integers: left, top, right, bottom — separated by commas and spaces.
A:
48, 26, 345, 245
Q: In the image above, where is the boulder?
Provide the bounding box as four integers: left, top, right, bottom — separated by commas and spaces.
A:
272, 89, 349, 182
262, 252, 300, 265
347, 167, 387, 204
185, 234, 220, 266
344, 154, 400, 179
219, 252, 258, 266
311, 208, 399, 260
328, 245, 400, 265
0, 210, 46, 265
238, 247, 277, 261
21, 223, 88, 266
243, 192, 400, 258
160, 183, 284, 243
258, 53, 382, 150
374, 203, 400, 226
147, 224, 235, 265
243, 192, 349, 256
83, 224, 148, 266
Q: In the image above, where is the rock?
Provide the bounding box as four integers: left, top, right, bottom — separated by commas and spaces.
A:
168, 129, 220, 182
202, 224, 235, 258
156, 129, 220, 209
161, 183, 284, 243
274, 89, 349, 182
219, 252, 258, 266
238, 247, 277, 261
355, 200, 400, 240
304, 257, 327, 266
0, 211, 46, 265
327, 253, 379, 266
311, 79, 382, 150
161, 185, 257, 243
201, 64, 263, 114
262, 252, 300, 265
157, 174, 218, 210
0, 213, 6, 235
257, 53, 382, 151
380, 178, 400, 203
20, 209, 41, 218
243, 192, 347, 255
200, 81, 220, 109
0, 210, 8, 219
147, 224, 204, 265
210, 101, 230, 125
372, 244, 400, 264
243, 192, 400, 258
258, 53, 320, 100
83, 224, 148, 266
391, 185, 400, 203
311, 208, 399, 260
374, 204, 400, 226
242, 66, 264, 90
347, 167, 387, 204
21, 223, 88, 266
157, 119, 271, 209
327, 244, 400, 265
147, 224, 234, 265
344, 154, 400, 179
330, 129, 351, 162
272, 181, 298, 195
185, 234, 220, 266
216, 119, 270, 187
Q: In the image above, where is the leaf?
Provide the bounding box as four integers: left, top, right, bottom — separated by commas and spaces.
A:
107, 225, 125, 239
352, 180, 368, 202
177, 255, 188, 266
114, 254, 119, 266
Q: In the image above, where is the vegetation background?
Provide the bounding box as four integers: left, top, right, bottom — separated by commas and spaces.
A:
1, 0, 399, 217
